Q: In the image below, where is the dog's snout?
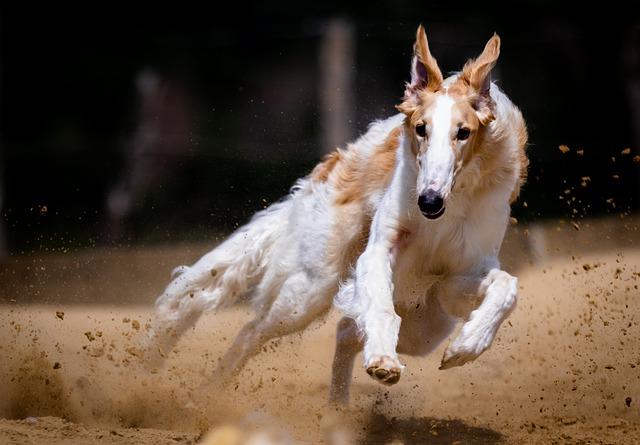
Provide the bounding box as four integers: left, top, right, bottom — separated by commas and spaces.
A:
418, 190, 445, 219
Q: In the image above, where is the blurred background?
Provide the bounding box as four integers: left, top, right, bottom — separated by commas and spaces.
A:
0, 3, 638, 257
1, 5, 640, 444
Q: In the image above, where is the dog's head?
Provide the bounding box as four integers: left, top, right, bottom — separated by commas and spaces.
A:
397, 25, 500, 220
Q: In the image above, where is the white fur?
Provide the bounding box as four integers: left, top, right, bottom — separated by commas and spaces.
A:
142, 77, 525, 405
417, 94, 456, 197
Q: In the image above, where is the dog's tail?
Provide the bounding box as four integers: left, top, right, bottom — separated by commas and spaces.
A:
142, 198, 292, 367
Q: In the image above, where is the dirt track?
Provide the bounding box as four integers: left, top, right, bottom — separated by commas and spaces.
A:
1, 220, 639, 444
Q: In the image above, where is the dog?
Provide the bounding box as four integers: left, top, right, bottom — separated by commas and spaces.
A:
142, 25, 528, 405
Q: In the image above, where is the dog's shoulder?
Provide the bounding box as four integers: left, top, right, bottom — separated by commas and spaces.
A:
310, 114, 406, 207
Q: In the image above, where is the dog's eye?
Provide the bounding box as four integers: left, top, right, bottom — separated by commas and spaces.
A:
456, 127, 471, 141
415, 123, 426, 138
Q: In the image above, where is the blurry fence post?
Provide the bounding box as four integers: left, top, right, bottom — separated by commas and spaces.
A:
0, 154, 5, 260
624, 24, 640, 199
319, 18, 356, 155
0, 18, 6, 260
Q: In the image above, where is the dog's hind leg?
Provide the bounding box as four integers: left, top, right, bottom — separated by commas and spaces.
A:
143, 280, 221, 370
212, 301, 332, 384
210, 271, 337, 384
396, 297, 456, 358
142, 200, 292, 370
142, 240, 263, 369
143, 314, 202, 370
437, 259, 518, 370
329, 316, 362, 405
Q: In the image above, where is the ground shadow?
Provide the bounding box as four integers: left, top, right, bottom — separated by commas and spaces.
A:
360, 413, 503, 445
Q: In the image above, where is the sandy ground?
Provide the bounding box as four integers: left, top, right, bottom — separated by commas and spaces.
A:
1, 218, 639, 444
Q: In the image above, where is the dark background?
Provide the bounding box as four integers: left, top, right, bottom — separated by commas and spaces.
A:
1, 3, 639, 254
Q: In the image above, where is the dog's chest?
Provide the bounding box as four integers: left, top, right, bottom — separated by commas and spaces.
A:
391, 222, 462, 305
391, 207, 506, 305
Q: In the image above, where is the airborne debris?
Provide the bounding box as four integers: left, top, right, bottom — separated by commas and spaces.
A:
125, 347, 141, 357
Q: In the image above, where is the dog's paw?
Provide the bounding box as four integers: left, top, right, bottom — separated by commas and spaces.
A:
439, 325, 494, 370
365, 355, 403, 385
439, 346, 478, 370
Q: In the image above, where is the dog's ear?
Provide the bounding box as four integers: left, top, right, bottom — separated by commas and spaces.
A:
403, 25, 443, 105
463, 33, 501, 124
468, 33, 500, 96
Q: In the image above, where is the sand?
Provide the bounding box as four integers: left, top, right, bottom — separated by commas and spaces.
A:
1, 219, 639, 444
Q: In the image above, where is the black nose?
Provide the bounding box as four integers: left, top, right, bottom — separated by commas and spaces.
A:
418, 190, 445, 219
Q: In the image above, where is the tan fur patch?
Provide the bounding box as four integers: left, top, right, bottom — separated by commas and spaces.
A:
311, 150, 342, 183
466, 107, 528, 204
332, 127, 401, 205
510, 123, 530, 202
307, 125, 402, 280
327, 206, 371, 280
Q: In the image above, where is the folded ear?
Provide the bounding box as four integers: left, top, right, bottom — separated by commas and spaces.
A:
406, 25, 443, 97
464, 33, 501, 97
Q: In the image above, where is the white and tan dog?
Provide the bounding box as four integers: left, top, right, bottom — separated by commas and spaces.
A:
143, 25, 528, 405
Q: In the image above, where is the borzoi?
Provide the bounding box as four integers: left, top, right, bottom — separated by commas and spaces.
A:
142, 25, 528, 405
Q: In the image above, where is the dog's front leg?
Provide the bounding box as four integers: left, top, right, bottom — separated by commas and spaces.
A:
348, 200, 412, 386
356, 241, 403, 385
334, 129, 415, 386
437, 259, 518, 370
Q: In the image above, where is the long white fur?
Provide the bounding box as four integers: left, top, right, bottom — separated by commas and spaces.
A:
143, 71, 524, 404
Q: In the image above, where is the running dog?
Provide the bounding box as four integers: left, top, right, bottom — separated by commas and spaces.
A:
142, 25, 528, 405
